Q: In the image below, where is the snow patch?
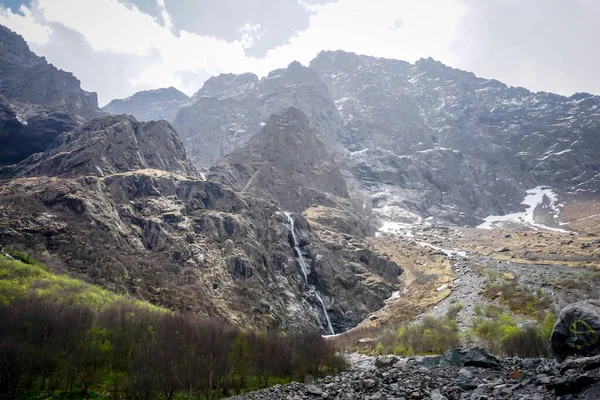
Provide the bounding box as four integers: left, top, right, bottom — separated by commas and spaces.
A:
477, 186, 569, 232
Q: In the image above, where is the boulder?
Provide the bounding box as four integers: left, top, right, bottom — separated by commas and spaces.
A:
421, 347, 502, 369
374, 355, 400, 368
551, 300, 600, 361
561, 354, 600, 372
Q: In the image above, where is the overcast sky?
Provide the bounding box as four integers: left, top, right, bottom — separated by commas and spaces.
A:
1, 0, 599, 106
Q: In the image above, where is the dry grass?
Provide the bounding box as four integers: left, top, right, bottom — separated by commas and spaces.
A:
560, 196, 600, 234
457, 228, 600, 269
330, 234, 454, 351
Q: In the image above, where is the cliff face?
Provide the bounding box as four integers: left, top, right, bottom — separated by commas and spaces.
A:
0, 114, 400, 334
172, 62, 345, 167
208, 108, 349, 213
171, 50, 599, 226
310, 51, 600, 224
0, 26, 104, 166
1, 115, 197, 179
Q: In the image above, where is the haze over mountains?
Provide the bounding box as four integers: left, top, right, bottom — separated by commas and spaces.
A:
1, 23, 599, 339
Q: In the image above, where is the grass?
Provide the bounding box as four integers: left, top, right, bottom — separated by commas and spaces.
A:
557, 271, 600, 301
481, 272, 552, 319
457, 228, 600, 269
469, 312, 556, 357
0, 250, 165, 312
329, 234, 454, 354
393, 314, 461, 356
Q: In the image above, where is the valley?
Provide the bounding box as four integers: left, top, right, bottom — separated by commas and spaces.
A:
1, 20, 600, 399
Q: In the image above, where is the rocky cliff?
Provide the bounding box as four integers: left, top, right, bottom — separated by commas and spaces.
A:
103, 87, 189, 123
310, 51, 600, 224
172, 61, 345, 167
208, 107, 349, 213
0, 25, 104, 165
172, 50, 600, 226
0, 114, 401, 334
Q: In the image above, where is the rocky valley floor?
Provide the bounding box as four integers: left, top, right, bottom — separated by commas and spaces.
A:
227, 350, 600, 400
344, 222, 600, 334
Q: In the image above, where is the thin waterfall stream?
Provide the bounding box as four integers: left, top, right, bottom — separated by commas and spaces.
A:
285, 212, 335, 335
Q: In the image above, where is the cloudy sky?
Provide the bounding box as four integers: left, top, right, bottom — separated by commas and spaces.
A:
1, 0, 599, 106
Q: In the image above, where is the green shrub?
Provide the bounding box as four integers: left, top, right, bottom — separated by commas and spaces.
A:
483, 304, 503, 319
472, 312, 556, 357
394, 316, 461, 356
482, 280, 551, 319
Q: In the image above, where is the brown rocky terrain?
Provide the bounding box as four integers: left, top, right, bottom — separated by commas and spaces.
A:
0, 114, 401, 334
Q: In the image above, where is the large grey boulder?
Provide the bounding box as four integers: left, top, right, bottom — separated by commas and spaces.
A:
421, 347, 502, 369
551, 300, 600, 361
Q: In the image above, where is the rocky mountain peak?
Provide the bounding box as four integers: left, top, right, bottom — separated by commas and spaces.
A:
0, 25, 100, 117
102, 86, 189, 123
0, 25, 40, 66
0, 24, 106, 166
208, 107, 349, 212
173, 58, 345, 167
193, 72, 259, 101
2, 114, 196, 179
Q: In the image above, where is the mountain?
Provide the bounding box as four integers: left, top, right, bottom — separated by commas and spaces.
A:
208, 107, 349, 213
0, 114, 400, 334
172, 61, 345, 167
310, 51, 600, 224
1, 114, 196, 179
173, 50, 600, 226
103, 87, 189, 123
0, 25, 104, 165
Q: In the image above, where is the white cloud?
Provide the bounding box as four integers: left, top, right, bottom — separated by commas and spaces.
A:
0, 4, 50, 44
0, 0, 500, 105
157, 0, 173, 31
239, 22, 265, 50
258, 0, 468, 73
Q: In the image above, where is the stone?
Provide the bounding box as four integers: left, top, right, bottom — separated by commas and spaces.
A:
537, 374, 550, 384
508, 370, 524, 380
550, 374, 597, 396
561, 354, 600, 372
429, 389, 448, 400
551, 300, 600, 361
458, 368, 472, 379
306, 385, 323, 396
421, 347, 502, 369
375, 355, 400, 368
363, 378, 377, 390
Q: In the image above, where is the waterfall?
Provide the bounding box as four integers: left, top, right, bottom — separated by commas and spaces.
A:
285, 212, 335, 335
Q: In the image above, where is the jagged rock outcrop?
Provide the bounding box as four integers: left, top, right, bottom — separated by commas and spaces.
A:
208, 107, 349, 212
551, 300, 600, 361
1, 115, 196, 179
0, 26, 100, 117
0, 94, 82, 166
103, 87, 189, 123
0, 114, 400, 334
0, 25, 103, 165
172, 61, 345, 167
